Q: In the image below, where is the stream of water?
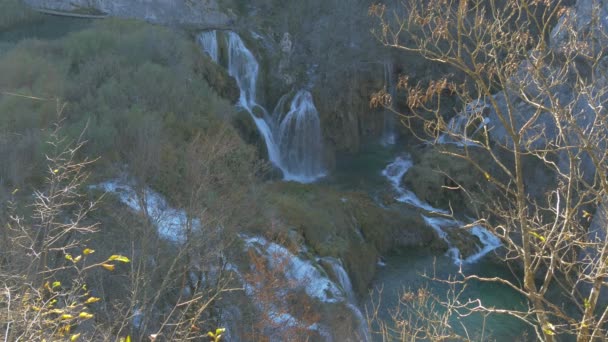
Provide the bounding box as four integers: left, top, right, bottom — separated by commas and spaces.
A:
328, 145, 530, 340
198, 30, 326, 183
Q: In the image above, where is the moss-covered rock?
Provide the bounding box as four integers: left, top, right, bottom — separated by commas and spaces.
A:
230, 108, 269, 160
446, 228, 482, 260
403, 144, 496, 216
192, 47, 239, 103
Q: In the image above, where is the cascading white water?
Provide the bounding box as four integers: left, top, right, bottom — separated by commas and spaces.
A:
322, 257, 355, 302
276, 90, 325, 182
437, 100, 490, 146
225, 32, 283, 169
382, 156, 449, 214
382, 156, 501, 264
200, 31, 326, 183
197, 30, 219, 63
93, 180, 198, 243
322, 257, 370, 342
381, 61, 397, 145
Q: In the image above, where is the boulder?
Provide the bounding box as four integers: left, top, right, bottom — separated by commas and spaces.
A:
402, 145, 495, 216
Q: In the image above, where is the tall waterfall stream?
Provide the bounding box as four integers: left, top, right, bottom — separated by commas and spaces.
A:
199, 30, 326, 183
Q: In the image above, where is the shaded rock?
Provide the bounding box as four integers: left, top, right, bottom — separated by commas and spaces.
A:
231, 108, 268, 161
445, 226, 482, 260
402, 145, 494, 216
193, 49, 239, 103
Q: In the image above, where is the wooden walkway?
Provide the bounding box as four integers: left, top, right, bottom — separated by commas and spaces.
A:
32, 8, 108, 19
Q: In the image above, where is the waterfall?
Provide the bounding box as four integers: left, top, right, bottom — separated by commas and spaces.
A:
321, 257, 370, 342
322, 257, 355, 302
199, 31, 326, 183
197, 30, 219, 63
93, 180, 198, 243
381, 61, 397, 145
225, 32, 282, 169
382, 156, 448, 214
348, 303, 371, 342
381, 155, 412, 189
437, 100, 490, 146
227, 32, 259, 110
276, 90, 325, 182
382, 156, 501, 264
467, 226, 502, 263
243, 236, 343, 303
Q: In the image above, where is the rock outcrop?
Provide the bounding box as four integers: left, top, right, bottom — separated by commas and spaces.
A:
444, 0, 608, 189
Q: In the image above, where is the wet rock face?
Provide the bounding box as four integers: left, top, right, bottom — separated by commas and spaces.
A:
23, 0, 232, 29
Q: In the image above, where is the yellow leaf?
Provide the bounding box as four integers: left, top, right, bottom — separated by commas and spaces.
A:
78, 312, 94, 319
216, 328, 226, 335
52, 281, 61, 288
72, 255, 82, 263
108, 255, 130, 263
70, 333, 81, 341
543, 323, 556, 336
53, 169, 59, 174
83, 248, 95, 255
85, 297, 101, 304
65, 254, 73, 261
101, 264, 115, 271
531, 231, 546, 242
61, 314, 74, 320
125, 336, 132, 342
11, 188, 18, 195
60, 324, 70, 334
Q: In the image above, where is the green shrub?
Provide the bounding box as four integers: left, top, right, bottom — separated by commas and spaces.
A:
0, 19, 250, 195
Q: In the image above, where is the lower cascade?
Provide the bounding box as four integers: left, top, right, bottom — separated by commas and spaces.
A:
198, 30, 326, 183
322, 257, 371, 342
241, 237, 369, 341
383, 156, 501, 264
